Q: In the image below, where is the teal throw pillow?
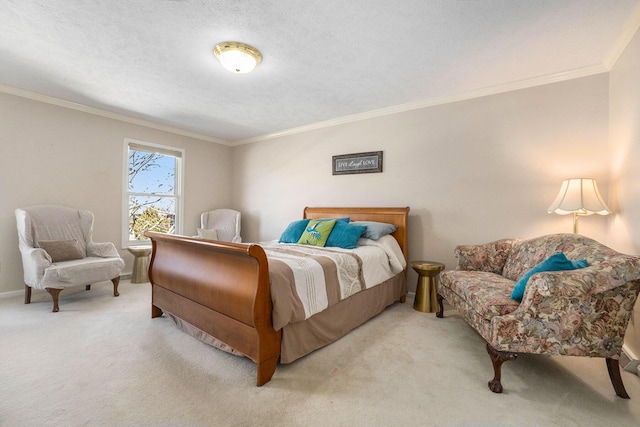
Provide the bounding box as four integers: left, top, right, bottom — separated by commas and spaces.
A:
511, 252, 587, 301
326, 221, 367, 249
297, 219, 336, 247
279, 219, 310, 243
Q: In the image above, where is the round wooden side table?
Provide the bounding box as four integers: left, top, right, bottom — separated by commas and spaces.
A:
128, 246, 152, 283
410, 261, 446, 313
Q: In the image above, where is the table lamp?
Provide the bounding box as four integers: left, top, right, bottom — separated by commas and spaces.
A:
547, 178, 611, 234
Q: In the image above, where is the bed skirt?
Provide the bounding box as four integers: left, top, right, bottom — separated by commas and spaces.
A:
167, 273, 407, 364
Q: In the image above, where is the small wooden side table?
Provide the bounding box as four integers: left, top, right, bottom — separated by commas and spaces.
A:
410, 261, 446, 313
128, 246, 152, 283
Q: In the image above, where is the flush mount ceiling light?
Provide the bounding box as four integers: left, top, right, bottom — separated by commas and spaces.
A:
214, 41, 262, 74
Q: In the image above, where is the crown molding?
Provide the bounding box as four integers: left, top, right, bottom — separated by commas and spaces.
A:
0, 61, 611, 148
233, 64, 608, 146
0, 84, 231, 146
603, 0, 640, 70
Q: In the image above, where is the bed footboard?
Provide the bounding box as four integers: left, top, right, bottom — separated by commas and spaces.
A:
144, 231, 282, 386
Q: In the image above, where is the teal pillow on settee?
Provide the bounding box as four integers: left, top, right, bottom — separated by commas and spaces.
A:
511, 252, 587, 301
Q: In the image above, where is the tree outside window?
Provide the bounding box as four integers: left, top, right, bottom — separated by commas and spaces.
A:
124, 140, 183, 246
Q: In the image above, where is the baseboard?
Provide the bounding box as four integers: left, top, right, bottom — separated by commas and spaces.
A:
621, 344, 639, 375
0, 289, 24, 299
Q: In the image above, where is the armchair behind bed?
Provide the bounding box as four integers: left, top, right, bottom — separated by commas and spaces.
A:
200, 209, 242, 243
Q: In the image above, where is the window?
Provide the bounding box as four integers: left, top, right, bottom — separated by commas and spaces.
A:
123, 139, 184, 247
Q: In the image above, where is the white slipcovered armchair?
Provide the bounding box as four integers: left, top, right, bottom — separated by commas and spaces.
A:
15, 205, 125, 312
199, 209, 242, 243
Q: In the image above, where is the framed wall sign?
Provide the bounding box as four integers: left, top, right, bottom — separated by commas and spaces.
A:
332, 151, 383, 175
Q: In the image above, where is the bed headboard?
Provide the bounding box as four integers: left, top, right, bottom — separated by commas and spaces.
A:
303, 206, 410, 265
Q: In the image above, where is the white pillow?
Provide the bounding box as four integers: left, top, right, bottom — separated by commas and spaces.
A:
197, 228, 219, 240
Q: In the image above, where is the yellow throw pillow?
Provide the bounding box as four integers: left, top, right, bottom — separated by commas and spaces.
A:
297, 219, 336, 247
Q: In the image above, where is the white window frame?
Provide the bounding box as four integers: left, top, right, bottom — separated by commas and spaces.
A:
122, 138, 185, 248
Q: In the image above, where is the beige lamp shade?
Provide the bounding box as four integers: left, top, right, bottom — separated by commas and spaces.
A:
547, 178, 611, 215
547, 178, 611, 234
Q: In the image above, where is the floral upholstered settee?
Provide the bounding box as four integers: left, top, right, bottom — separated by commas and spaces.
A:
437, 233, 640, 398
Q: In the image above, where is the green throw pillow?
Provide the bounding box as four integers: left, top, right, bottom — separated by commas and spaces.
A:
297, 219, 336, 247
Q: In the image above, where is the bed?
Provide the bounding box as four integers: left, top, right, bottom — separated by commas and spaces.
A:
144, 206, 410, 386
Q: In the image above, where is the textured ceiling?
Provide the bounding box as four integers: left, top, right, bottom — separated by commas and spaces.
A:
1, 0, 638, 144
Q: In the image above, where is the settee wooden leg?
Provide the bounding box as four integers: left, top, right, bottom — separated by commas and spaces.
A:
111, 276, 120, 297
24, 285, 32, 304
606, 358, 630, 399
436, 294, 444, 318
86, 285, 91, 291
486, 343, 517, 393
45, 288, 62, 313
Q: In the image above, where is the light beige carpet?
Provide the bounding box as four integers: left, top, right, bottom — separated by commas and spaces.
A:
1, 280, 640, 426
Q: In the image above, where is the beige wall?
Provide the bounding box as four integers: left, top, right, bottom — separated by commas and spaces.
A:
231, 73, 611, 293
609, 27, 640, 356
0, 92, 232, 294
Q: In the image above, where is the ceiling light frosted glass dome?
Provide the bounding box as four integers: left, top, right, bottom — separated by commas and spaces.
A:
214, 41, 262, 74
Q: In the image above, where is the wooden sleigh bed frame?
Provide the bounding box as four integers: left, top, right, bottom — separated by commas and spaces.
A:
144, 206, 409, 386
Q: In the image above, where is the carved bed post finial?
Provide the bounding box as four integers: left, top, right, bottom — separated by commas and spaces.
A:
486, 343, 517, 393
